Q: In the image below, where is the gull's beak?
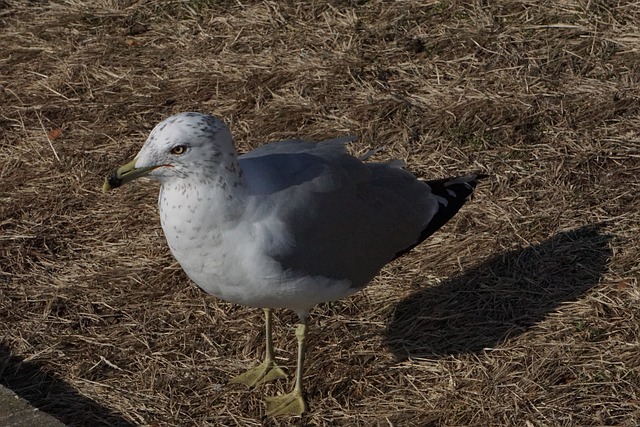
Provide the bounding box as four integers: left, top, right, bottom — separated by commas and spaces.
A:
102, 158, 158, 192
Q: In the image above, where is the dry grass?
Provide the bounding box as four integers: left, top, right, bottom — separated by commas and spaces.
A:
1, 0, 639, 426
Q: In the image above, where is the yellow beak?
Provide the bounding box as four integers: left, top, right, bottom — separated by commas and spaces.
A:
102, 158, 157, 192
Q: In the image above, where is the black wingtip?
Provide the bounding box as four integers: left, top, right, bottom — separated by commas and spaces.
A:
392, 173, 486, 260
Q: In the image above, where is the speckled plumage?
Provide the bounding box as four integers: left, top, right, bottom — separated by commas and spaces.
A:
106, 112, 483, 415
127, 112, 482, 318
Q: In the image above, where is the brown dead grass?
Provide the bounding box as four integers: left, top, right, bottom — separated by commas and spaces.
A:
1, 0, 639, 426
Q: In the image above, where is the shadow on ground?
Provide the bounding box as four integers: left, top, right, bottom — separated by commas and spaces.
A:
385, 224, 613, 358
0, 344, 135, 427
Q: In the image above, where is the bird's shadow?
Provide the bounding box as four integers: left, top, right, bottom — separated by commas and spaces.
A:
0, 344, 135, 427
384, 224, 613, 358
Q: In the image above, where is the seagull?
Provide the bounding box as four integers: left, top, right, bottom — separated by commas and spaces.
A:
103, 112, 484, 416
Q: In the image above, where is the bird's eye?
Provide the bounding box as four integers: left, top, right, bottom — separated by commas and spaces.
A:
170, 145, 187, 155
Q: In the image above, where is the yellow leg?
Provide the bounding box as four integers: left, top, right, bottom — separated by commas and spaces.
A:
265, 316, 309, 416
230, 308, 287, 388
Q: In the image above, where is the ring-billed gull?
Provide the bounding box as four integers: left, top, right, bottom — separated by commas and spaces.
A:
103, 112, 485, 416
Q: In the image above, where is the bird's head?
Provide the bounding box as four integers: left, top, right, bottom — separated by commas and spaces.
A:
103, 112, 235, 191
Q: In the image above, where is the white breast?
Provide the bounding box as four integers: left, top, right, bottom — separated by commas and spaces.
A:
157, 182, 355, 312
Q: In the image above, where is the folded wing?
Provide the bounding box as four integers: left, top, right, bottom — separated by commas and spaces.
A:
239, 138, 483, 288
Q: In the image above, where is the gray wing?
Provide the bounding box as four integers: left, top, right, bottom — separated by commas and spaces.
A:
240, 136, 358, 159
238, 136, 363, 196
239, 137, 477, 288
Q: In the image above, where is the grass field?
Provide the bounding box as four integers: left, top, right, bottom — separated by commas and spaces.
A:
1, 1, 639, 426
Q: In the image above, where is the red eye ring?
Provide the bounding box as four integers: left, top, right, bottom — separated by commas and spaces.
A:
170, 145, 187, 155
